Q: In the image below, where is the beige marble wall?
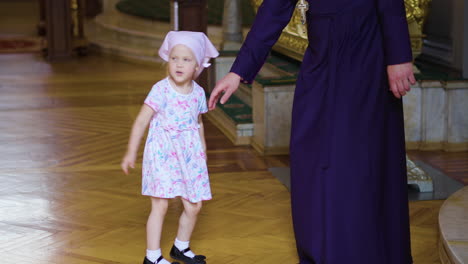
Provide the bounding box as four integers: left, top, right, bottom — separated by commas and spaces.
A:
214, 56, 236, 85
447, 82, 468, 150
252, 83, 295, 155
403, 81, 468, 151
421, 81, 447, 150
403, 85, 422, 144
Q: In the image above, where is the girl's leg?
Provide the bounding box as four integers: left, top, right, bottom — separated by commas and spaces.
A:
177, 198, 202, 241
170, 198, 205, 262
147, 197, 169, 250
176, 198, 202, 241
146, 197, 178, 264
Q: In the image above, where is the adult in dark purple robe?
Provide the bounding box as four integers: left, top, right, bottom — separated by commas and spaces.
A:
208, 0, 416, 263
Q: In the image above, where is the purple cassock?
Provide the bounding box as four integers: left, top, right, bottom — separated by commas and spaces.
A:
230, 0, 413, 263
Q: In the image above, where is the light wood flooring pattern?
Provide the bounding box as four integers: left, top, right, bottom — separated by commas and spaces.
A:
0, 52, 455, 264
0, 53, 300, 264
408, 150, 468, 185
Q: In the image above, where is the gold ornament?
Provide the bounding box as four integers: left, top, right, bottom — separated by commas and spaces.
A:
250, 0, 432, 60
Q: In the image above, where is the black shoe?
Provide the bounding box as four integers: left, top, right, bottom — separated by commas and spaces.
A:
143, 256, 180, 264
170, 245, 206, 264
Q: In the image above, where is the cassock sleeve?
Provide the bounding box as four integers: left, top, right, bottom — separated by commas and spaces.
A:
230, 0, 298, 84
376, 0, 413, 65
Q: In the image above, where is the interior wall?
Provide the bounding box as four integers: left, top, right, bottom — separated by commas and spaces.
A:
422, 0, 467, 78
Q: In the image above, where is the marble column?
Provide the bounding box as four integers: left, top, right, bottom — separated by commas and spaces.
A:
222, 0, 243, 50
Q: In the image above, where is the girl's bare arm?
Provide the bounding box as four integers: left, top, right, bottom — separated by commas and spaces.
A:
121, 104, 155, 174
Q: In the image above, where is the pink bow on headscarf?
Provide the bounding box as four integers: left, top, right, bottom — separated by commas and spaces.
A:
158, 31, 219, 78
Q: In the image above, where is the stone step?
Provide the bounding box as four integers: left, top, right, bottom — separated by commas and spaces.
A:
205, 106, 253, 146
91, 13, 169, 50
84, 12, 166, 63
208, 52, 300, 148
88, 37, 162, 64
215, 53, 253, 107
85, 9, 225, 65
205, 93, 254, 146
207, 53, 255, 146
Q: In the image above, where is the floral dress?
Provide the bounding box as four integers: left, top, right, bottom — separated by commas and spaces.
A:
142, 77, 211, 203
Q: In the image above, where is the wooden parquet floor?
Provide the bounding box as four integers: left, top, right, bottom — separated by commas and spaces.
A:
2, 3, 468, 264
0, 53, 300, 264
0, 51, 456, 264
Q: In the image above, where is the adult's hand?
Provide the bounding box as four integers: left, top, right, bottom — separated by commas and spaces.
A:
387, 62, 416, 99
208, 72, 241, 110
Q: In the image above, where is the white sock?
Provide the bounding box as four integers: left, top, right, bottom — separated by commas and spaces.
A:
174, 238, 195, 258
146, 249, 171, 264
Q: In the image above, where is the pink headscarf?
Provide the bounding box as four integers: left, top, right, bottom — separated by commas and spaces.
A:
158, 31, 219, 78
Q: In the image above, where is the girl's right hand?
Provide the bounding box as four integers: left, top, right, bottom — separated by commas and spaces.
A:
121, 152, 136, 175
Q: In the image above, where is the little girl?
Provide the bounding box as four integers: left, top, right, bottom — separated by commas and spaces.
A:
121, 31, 219, 264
